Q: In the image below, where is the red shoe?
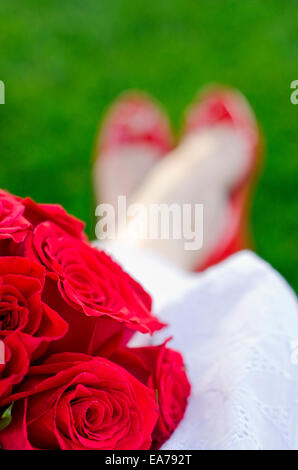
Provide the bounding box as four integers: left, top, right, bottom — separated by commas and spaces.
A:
97, 91, 174, 155
93, 91, 174, 206
182, 86, 263, 271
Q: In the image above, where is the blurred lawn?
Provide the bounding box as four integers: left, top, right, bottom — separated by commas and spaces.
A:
0, 0, 297, 290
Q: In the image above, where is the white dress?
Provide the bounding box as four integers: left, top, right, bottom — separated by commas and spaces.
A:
94, 243, 298, 450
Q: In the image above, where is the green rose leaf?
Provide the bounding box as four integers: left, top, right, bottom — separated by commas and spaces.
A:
0, 403, 13, 432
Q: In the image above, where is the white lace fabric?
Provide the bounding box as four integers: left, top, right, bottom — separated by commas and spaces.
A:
95, 243, 298, 450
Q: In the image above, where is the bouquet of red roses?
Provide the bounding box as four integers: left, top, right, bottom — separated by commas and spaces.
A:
0, 190, 190, 450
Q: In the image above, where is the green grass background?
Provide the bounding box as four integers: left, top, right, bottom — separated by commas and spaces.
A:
0, 0, 297, 290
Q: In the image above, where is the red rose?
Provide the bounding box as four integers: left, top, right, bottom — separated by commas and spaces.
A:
0, 353, 158, 450
22, 197, 86, 240
111, 342, 191, 448
25, 222, 164, 354
0, 190, 85, 255
0, 190, 31, 244
0, 257, 68, 359
0, 334, 29, 403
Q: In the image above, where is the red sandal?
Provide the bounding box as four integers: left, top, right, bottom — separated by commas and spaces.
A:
93, 91, 174, 206
182, 86, 264, 272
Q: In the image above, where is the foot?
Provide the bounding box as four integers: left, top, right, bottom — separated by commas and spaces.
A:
182, 86, 262, 270
92, 91, 174, 220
